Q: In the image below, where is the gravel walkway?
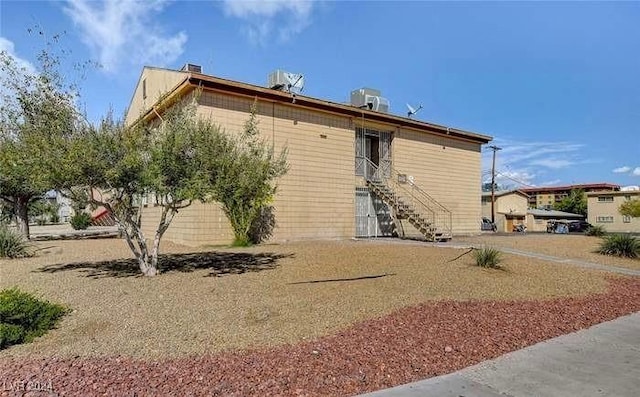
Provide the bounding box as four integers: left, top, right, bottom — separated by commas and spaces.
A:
455, 234, 640, 271
497, 247, 640, 276
1, 276, 639, 397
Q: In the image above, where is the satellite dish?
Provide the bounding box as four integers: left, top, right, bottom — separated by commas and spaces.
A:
284, 72, 304, 94
406, 103, 423, 118
268, 70, 304, 94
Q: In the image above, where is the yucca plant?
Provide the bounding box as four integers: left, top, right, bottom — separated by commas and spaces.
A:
597, 234, 640, 258
585, 224, 606, 237
0, 226, 32, 259
473, 247, 502, 268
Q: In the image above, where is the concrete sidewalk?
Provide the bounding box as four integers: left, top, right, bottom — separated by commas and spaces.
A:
360, 312, 640, 397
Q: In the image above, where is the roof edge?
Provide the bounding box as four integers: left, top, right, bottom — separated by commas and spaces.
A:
130, 69, 493, 144
186, 72, 492, 144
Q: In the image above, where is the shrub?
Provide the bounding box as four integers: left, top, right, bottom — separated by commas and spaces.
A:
70, 212, 91, 230
0, 226, 32, 258
473, 247, 502, 268
585, 224, 606, 237
231, 236, 252, 247
597, 234, 640, 258
0, 288, 68, 349
0, 323, 25, 348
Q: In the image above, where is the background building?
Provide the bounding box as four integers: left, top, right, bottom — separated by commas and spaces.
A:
587, 191, 640, 233
521, 183, 620, 209
526, 209, 585, 232
481, 190, 529, 232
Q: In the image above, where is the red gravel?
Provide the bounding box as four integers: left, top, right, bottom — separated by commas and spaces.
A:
2, 276, 640, 397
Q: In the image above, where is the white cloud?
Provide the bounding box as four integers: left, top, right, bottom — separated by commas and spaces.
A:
613, 166, 632, 173
221, 0, 316, 44
633, 167, 640, 176
0, 37, 36, 75
497, 142, 583, 166
481, 139, 585, 188
495, 169, 537, 187
539, 179, 561, 186
530, 158, 573, 169
63, 0, 187, 72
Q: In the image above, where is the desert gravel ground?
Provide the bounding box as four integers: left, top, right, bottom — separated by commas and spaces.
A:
456, 233, 640, 270
0, 236, 638, 396
0, 238, 612, 358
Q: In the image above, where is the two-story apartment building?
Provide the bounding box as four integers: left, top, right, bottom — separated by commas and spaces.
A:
125, 64, 492, 246
587, 190, 640, 233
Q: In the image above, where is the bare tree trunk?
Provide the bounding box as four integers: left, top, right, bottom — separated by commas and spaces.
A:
107, 204, 157, 277
14, 196, 30, 239
149, 206, 176, 274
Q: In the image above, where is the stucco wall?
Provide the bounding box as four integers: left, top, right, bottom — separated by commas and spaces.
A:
125, 67, 186, 126
393, 129, 482, 235
142, 91, 356, 245
588, 192, 640, 233
132, 71, 486, 245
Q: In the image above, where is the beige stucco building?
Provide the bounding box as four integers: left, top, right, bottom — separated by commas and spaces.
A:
521, 183, 619, 209
481, 190, 529, 232
587, 191, 640, 233
125, 65, 492, 246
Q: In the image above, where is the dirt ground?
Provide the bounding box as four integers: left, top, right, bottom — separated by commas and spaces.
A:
455, 233, 640, 270
0, 237, 613, 359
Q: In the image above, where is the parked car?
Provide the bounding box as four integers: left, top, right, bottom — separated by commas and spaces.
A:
568, 220, 591, 232
547, 220, 570, 234
481, 217, 497, 232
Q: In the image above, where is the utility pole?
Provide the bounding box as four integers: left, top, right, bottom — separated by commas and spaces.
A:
489, 145, 502, 225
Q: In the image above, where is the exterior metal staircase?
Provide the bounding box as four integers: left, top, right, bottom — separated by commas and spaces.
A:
364, 159, 452, 241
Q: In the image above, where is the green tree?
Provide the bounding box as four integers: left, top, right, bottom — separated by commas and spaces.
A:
57, 100, 233, 276
620, 198, 640, 218
0, 33, 80, 238
214, 103, 288, 246
553, 189, 587, 216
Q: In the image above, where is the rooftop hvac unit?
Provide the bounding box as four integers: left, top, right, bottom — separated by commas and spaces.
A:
268, 70, 304, 93
350, 88, 390, 113
181, 63, 202, 73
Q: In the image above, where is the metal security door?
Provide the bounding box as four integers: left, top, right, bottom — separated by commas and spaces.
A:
355, 188, 370, 237
356, 188, 392, 237
355, 188, 377, 237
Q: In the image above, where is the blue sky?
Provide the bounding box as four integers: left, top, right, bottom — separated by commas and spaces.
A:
1, 1, 639, 188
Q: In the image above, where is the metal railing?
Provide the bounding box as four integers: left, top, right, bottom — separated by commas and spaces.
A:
364, 158, 452, 238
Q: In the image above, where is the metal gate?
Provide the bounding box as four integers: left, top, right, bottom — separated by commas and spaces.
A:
355, 128, 392, 178
355, 188, 394, 238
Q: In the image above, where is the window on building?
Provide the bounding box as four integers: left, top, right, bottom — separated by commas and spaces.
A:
597, 196, 614, 202
596, 216, 614, 223
623, 215, 631, 223
142, 78, 147, 99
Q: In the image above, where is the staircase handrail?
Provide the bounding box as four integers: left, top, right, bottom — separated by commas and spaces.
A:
364, 158, 452, 237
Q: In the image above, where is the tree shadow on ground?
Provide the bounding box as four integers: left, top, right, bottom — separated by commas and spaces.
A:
36, 251, 293, 279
